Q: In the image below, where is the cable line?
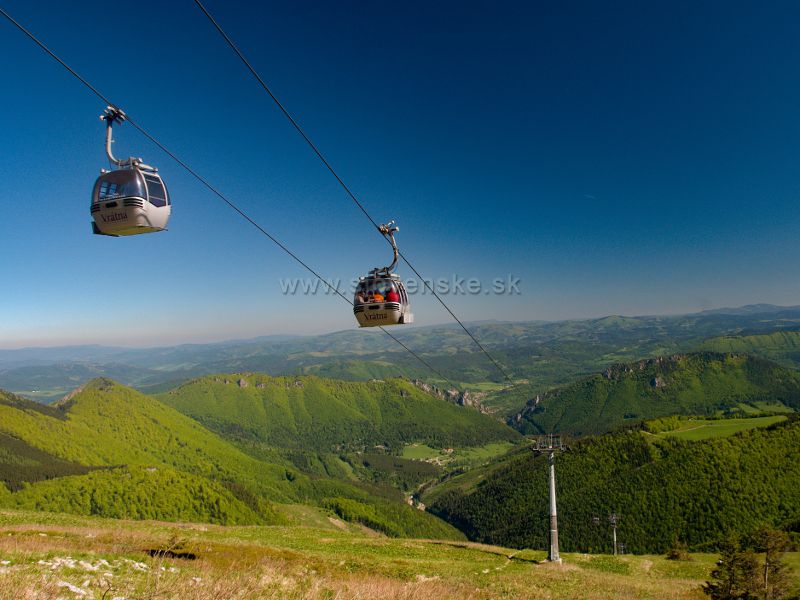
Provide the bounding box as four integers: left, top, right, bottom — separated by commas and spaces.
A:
192, 0, 515, 384
0, 6, 456, 389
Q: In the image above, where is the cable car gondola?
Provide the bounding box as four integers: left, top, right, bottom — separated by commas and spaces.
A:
90, 107, 171, 236
354, 221, 413, 327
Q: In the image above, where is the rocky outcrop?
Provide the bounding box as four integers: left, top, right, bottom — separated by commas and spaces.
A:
602, 355, 682, 380
409, 379, 489, 413
510, 352, 752, 428
58, 384, 86, 406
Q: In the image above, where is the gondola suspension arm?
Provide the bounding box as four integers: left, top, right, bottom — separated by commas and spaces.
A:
378, 221, 399, 275
101, 106, 153, 171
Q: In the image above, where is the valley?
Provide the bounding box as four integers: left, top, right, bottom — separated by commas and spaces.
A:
1, 307, 799, 597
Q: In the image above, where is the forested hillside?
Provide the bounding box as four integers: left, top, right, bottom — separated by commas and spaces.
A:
0, 379, 295, 502
428, 417, 800, 553
510, 353, 800, 436
159, 374, 520, 452
3, 466, 263, 525
0, 379, 463, 538
0, 431, 94, 491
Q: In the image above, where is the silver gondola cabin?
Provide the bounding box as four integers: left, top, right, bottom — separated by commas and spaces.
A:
91, 107, 171, 236
353, 222, 413, 327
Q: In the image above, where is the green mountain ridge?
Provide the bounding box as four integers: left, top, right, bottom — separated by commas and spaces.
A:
510, 352, 800, 436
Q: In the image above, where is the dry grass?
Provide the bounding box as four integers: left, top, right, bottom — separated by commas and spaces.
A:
0, 510, 746, 600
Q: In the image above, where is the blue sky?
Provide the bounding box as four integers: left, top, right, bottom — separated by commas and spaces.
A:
2, 0, 800, 347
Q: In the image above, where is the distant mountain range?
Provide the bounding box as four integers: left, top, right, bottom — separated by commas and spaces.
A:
5, 304, 800, 409
697, 303, 800, 316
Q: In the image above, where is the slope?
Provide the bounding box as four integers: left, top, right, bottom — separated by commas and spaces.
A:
1, 509, 758, 600
510, 353, 800, 436
0, 380, 464, 538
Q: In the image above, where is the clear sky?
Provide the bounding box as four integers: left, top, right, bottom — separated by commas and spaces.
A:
2, 0, 800, 348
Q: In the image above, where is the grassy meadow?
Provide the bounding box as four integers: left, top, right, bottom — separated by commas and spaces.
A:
648, 415, 787, 441
400, 441, 517, 465
0, 509, 764, 600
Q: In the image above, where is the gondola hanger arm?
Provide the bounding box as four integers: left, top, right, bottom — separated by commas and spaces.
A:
101, 106, 139, 168
376, 221, 400, 274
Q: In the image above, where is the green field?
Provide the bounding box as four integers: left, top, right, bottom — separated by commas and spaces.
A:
654, 416, 787, 441
460, 381, 514, 393
751, 401, 796, 414
401, 441, 517, 466
731, 401, 794, 416
3, 509, 788, 600
401, 443, 441, 460
450, 441, 519, 465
